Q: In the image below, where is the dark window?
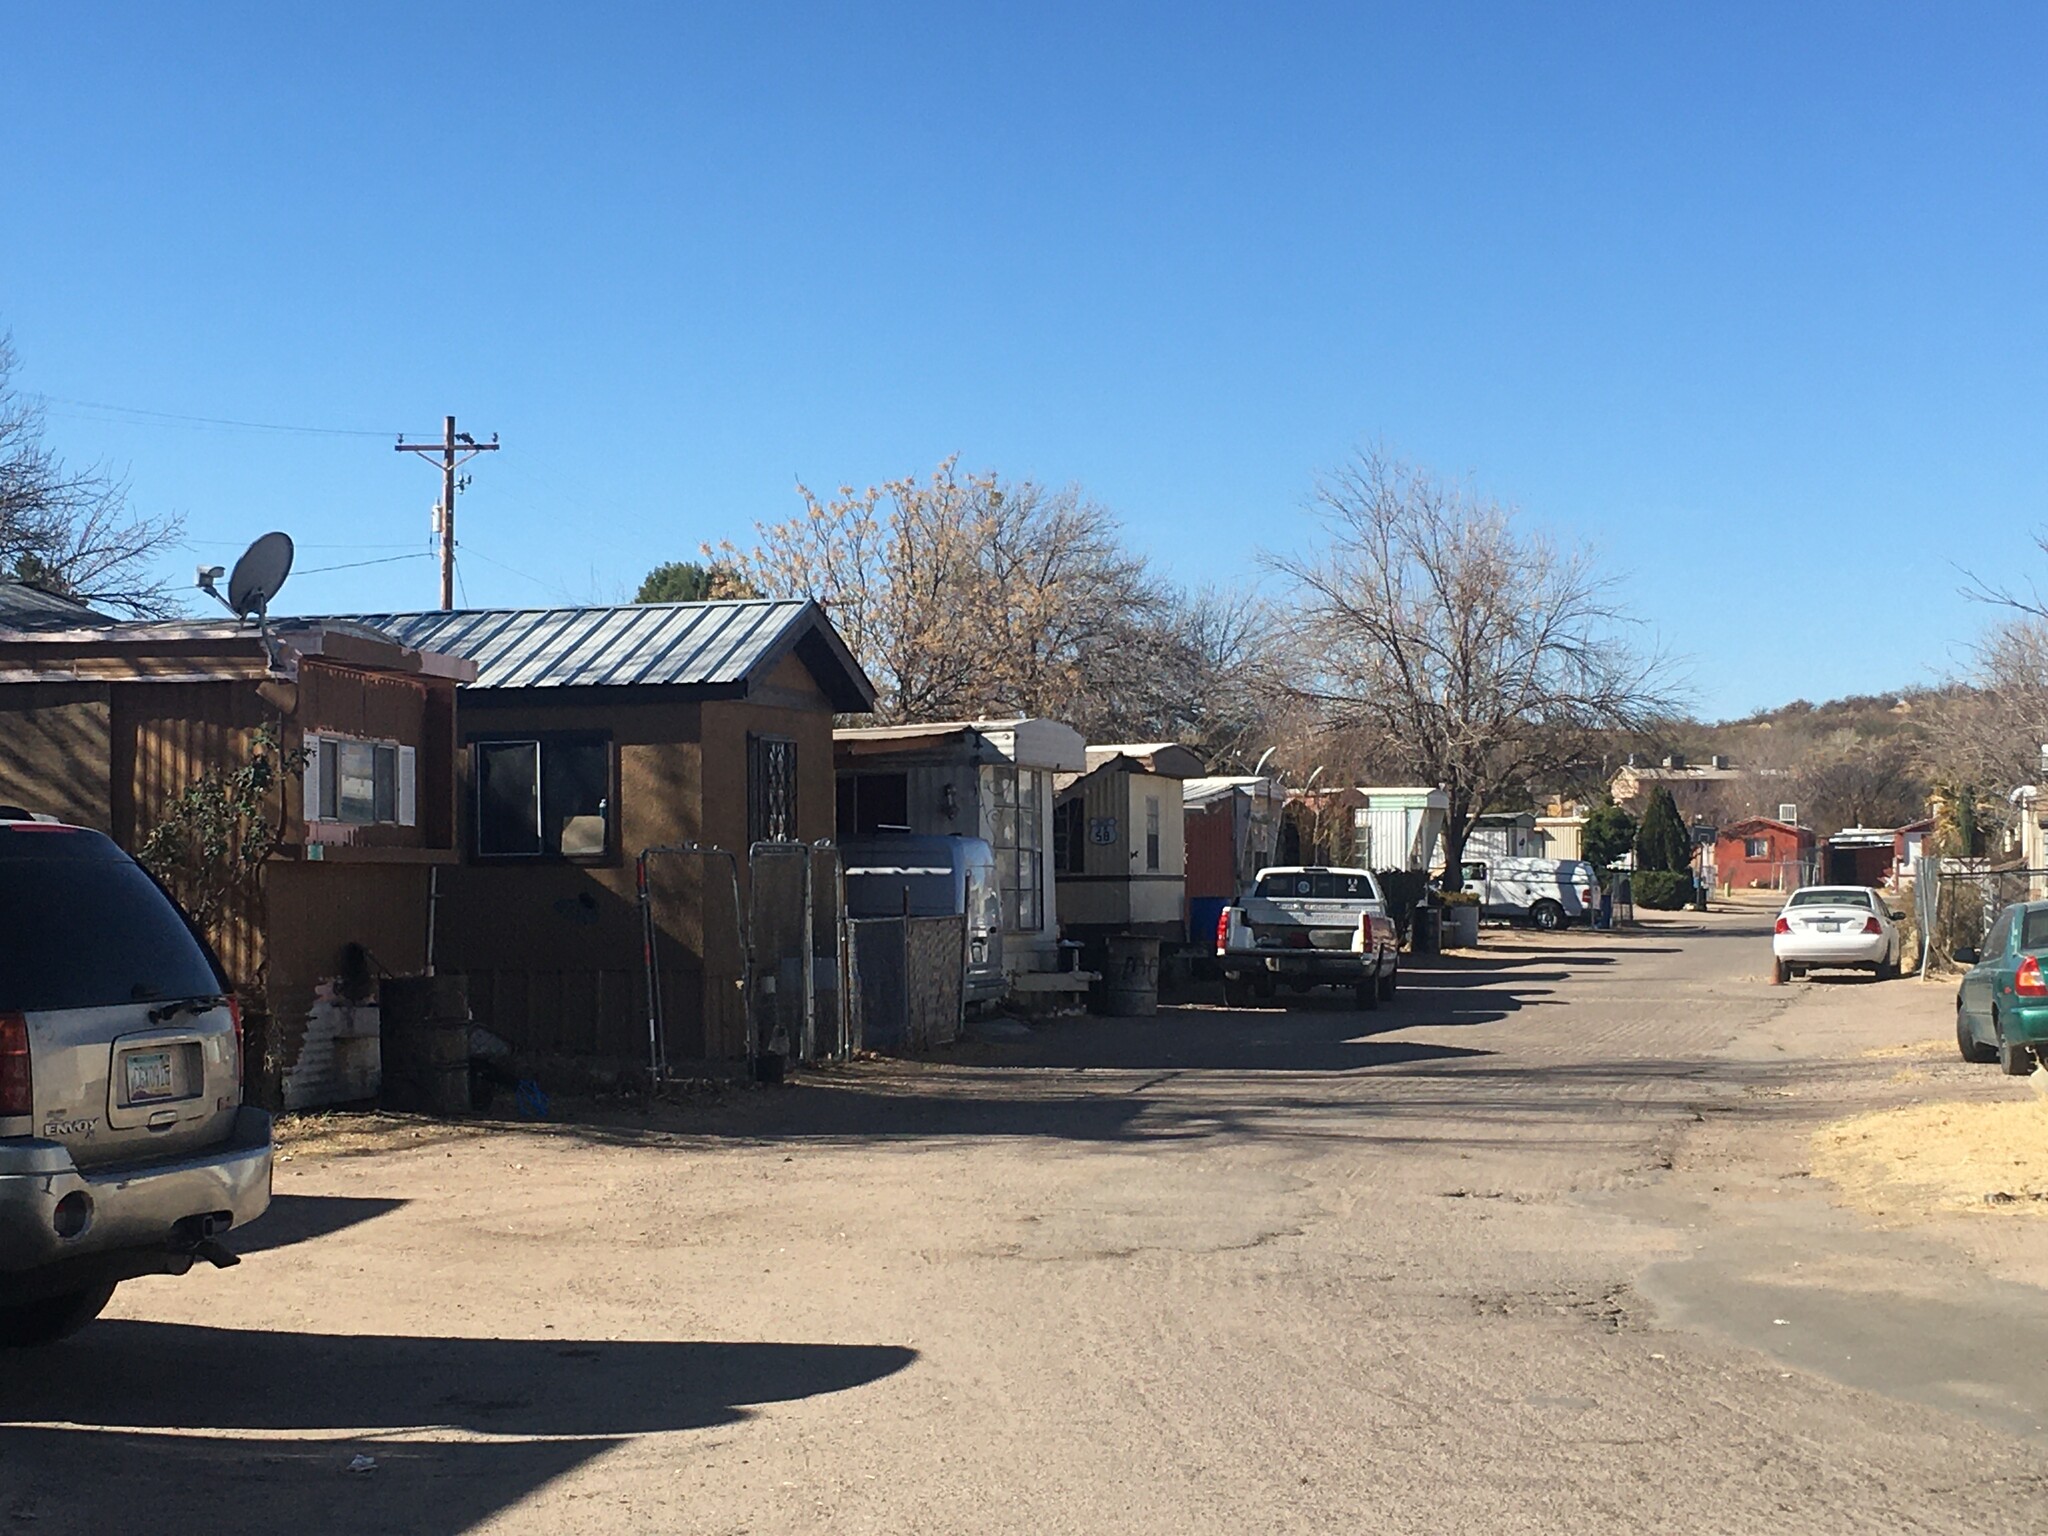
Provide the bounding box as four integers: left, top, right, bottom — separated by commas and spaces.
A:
1987, 907, 2018, 958
473, 735, 611, 860
0, 828, 223, 1012
2022, 909, 2048, 952
1255, 870, 1376, 900
1145, 795, 1161, 872
1053, 798, 1085, 875
749, 735, 799, 844
1744, 837, 1769, 860
374, 745, 398, 823
838, 771, 908, 837
1787, 888, 1872, 909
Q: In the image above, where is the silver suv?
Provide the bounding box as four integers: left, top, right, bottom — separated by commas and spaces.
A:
0, 820, 272, 1346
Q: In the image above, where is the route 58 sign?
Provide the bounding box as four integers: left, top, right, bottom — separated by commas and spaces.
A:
1089, 817, 1118, 845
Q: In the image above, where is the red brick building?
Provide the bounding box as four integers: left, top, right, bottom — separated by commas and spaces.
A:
1715, 817, 1817, 891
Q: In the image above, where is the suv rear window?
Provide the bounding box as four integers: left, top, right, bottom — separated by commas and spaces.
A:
1255, 871, 1375, 899
0, 828, 224, 1012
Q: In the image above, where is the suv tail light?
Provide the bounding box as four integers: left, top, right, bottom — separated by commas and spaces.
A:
0, 1013, 30, 1118
2017, 956, 2048, 998
1774, 916, 1790, 935
226, 994, 244, 1096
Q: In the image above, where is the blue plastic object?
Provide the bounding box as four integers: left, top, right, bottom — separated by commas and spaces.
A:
515, 1079, 550, 1119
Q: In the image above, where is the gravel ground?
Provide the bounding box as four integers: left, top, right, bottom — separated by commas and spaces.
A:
4, 907, 2047, 1533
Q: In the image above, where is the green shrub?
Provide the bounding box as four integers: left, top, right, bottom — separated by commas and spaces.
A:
1634, 787, 1692, 873
1582, 802, 1637, 871
1631, 870, 1696, 910
1438, 889, 1482, 908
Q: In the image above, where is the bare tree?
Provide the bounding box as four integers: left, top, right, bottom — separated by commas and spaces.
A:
0, 337, 181, 616
1269, 449, 1681, 876
717, 458, 1181, 729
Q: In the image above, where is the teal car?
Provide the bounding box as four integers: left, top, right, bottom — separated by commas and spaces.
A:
1954, 901, 2048, 1075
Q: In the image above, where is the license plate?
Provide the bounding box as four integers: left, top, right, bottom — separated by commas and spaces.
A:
1815, 921, 1841, 932
125, 1050, 177, 1103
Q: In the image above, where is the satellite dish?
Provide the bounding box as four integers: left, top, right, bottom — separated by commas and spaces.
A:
226, 533, 294, 621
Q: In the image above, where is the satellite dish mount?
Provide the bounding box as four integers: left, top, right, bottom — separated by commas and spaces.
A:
205, 532, 295, 635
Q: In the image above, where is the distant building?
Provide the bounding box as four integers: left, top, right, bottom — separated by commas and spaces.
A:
835, 717, 1087, 995
1054, 742, 1205, 953
1350, 787, 1449, 871
1609, 754, 1748, 813
1715, 817, 1817, 891
1465, 811, 1541, 863
1183, 775, 1285, 948
1536, 810, 1588, 862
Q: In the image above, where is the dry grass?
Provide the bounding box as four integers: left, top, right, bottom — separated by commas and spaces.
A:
1861, 1037, 1951, 1060
1812, 1081, 2048, 1218
275, 1109, 489, 1160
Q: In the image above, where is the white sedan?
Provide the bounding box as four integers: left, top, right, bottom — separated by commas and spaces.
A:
1772, 885, 1905, 983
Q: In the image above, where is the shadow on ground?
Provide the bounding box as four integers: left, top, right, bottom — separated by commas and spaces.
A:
227, 1193, 408, 1256
0, 1327, 916, 1534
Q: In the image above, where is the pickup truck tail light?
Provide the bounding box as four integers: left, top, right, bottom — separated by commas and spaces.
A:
1215, 909, 1232, 955
0, 1012, 30, 1118
2017, 956, 2048, 998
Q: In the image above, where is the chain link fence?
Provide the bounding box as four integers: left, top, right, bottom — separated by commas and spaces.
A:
1918, 859, 2048, 975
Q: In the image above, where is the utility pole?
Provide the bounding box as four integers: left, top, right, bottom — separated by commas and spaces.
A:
395, 416, 499, 610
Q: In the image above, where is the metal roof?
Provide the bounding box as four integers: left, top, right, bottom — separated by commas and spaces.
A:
337, 599, 875, 706
0, 580, 111, 632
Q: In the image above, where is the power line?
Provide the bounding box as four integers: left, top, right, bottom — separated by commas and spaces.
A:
34, 393, 397, 438
183, 538, 425, 551
460, 543, 583, 604
294, 551, 437, 577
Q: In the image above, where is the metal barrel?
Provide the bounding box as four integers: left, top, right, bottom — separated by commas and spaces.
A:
1101, 935, 1161, 1017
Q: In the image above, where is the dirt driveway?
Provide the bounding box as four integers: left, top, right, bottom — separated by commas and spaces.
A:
5, 908, 2047, 1533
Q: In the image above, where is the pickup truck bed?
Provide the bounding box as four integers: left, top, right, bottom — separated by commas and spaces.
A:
1216, 866, 1400, 1009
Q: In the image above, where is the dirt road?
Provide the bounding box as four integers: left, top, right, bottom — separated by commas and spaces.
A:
6, 907, 2047, 1533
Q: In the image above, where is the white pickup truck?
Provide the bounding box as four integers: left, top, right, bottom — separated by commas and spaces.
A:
1215, 866, 1401, 1010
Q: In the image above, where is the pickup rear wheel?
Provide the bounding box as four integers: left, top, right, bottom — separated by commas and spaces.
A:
1355, 978, 1380, 1011
1529, 899, 1565, 931
0, 1283, 116, 1348
1222, 975, 1256, 1010
1377, 964, 1398, 1001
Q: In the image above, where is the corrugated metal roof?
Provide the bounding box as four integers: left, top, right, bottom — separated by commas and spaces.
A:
338, 600, 872, 700
0, 580, 111, 632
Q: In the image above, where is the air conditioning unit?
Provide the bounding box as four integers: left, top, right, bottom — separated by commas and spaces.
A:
1779, 804, 1799, 824
1710, 755, 1731, 770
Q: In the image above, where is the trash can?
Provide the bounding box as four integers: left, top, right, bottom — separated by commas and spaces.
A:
1098, 934, 1162, 1017
1409, 905, 1442, 956
1443, 904, 1480, 948
379, 974, 473, 1116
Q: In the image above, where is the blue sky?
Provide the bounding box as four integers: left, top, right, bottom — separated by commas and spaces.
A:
2, 4, 2042, 720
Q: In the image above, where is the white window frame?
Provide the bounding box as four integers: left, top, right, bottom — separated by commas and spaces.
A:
304, 733, 416, 829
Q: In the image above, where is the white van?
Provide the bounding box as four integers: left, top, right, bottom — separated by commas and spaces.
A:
1460, 857, 1598, 930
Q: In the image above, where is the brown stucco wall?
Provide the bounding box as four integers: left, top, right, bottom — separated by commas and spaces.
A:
433, 690, 713, 1061
433, 656, 842, 1066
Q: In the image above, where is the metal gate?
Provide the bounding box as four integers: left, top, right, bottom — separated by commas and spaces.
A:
747, 841, 850, 1063
847, 914, 967, 1053
637, 839, 850, 1079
